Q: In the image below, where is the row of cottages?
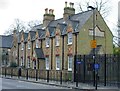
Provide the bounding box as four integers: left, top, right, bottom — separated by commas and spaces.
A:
11, 2, 113, 72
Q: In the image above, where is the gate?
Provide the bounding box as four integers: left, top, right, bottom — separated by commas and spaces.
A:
74, 54, 120, 87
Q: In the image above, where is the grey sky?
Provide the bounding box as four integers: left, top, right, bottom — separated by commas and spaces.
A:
0, 0, 119, 36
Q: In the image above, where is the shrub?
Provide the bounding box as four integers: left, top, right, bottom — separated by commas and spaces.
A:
10, 62, 18, 67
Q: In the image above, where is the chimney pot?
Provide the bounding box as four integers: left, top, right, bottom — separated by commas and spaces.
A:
65, 1, 67, 7
51, 9, 54, 14
69, 2, 72, 8
71, 3, 74, 8
45, 8, 48, 14
49, 9, 52, 14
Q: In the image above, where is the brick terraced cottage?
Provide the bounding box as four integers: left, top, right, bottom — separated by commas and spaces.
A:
2, 2, 113, 80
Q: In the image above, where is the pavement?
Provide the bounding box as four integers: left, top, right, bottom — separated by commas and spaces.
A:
1, 75, 120, 91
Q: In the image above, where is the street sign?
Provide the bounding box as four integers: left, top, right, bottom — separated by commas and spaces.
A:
76, 60, 82, 64
77, 61, 81, 64
94, 63, 100, 70
91, 40, 97, 48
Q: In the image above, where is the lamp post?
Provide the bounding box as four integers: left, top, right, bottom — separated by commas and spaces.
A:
88, 6, 97, 89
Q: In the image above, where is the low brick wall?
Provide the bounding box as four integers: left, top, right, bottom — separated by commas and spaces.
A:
2, 67, 72, 82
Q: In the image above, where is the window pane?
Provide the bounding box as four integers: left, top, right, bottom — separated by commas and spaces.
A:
55, 36, 60, 46
46, 57, 49, 70
28, 41, 31, 49
36, 40, 39, 48
56, 56, 60, 70
68, 32, 72, 44
46, 38, 50, 47
21, 43, 24, 50
68, 56, 72, 71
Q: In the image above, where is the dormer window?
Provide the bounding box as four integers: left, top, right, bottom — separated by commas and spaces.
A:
36, 39, 39, 48
28, 41, 31, 49
46, 37, 50, 48
68, 32, 72, 45
21, 42, 24, 50
55, 36, 60, 46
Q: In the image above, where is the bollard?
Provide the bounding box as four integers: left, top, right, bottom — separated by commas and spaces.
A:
76, 71, 78, 87
36, 69, 38, 81
104, 54, 106, 86
47, 70, 49, 83
5, 67, 6, 77
26, 69, 28, 80
60, 71, 62, 84
11, 68, 13, 78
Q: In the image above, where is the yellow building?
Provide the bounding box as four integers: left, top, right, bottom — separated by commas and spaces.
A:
11, 2, 113, 74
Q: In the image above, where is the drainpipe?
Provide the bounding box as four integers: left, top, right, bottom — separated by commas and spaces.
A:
51, 37, 53, 70
62, 35, 64, 70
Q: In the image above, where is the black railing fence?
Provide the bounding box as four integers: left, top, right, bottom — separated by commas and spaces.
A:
74, 54, 120, 87
1, 54, 120, 88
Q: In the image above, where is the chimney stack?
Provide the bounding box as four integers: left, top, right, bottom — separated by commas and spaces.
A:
43, 8, 55, 27
63, 2, 75, 21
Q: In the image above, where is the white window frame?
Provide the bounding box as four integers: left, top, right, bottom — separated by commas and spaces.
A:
21, 42, 24, 50
68, 32, 72, 45
56, 56, 60, 70
27, 58, 30, 68
55, 36, 60, 46
46, 37, 50, 47
33, 60, 36, 69
45, 57, 49, 70
68, 56, 72, 71
28, 41, 31, 49
21, 58, 24, 66
36, 39, 39, 48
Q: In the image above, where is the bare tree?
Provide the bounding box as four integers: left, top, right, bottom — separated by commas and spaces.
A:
4, 19, 26, 35
78, 0, 111, 18
4, 19, 41, 35
26, 20, 41, 32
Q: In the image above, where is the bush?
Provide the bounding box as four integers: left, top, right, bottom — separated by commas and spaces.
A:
10, 62, 18, 67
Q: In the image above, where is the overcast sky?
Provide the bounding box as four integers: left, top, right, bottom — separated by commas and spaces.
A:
0, 0, 119, 36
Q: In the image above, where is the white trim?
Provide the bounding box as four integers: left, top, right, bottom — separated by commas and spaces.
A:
45, 57, 49, 70
67, 32, 72, 45
68, 56, 72, 71
56, 56, 60, 70
46, 38, 50, 48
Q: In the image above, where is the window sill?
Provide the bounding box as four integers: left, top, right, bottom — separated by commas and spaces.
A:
55, 45, 60, 47
68, 69, 72, 71
46, 46, 50, 48
67, 43, 72, 46
56, 68, 60, 70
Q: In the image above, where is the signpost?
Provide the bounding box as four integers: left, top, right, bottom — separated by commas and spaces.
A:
94, 63, 100, 70
91, 40, 97, 48
94, 63, 100, 90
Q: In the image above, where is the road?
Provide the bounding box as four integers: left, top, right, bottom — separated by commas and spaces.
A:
1, 78, 71, 90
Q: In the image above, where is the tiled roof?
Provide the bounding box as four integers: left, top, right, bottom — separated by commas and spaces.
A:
37, 29, 45, 39
29, 31, 36, 41
31, 10, 93, 37
0, 35, 13, 48
24, 33, 28, 42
